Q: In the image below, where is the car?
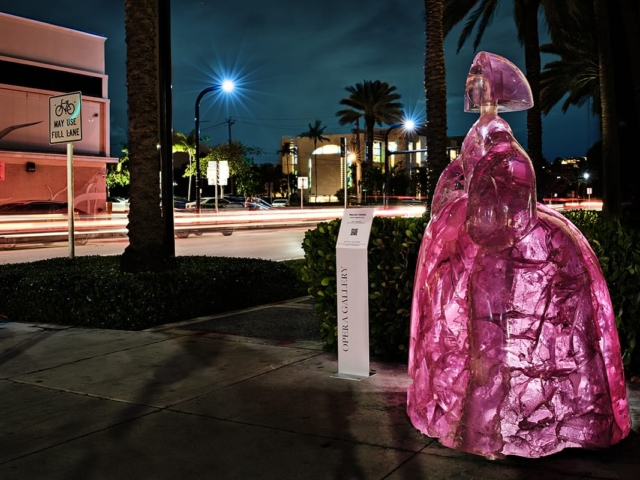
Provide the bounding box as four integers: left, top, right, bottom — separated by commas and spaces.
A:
185, 197, 244, 210
0, 200, 85, 215
250, 198, 272, 209
400, 198, 427, 206
173, 196, 188, 209
107, 197, 129, 213
185, 197, 214, 209
271, 198, 288, 208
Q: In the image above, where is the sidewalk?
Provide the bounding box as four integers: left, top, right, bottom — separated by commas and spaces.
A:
0, 298, 638, 479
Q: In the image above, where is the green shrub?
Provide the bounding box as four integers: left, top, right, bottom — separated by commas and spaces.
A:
301, 215, 428, 359
0, 256, 302, 330
302, 210, 640, 372
564, 210, 640, 370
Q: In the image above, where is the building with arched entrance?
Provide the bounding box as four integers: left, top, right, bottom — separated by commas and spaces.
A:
282, 128, 427, 203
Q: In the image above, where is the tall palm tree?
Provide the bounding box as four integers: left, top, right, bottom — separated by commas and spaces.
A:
172, 130, 210, 201
299, 120, 329, 199
443, 0, 546, 189
540, 0, 630, 220
121, 0, 168, 273
337, 80, 404, 167
336, 110, 363, 200
593, 0, 621, 222
277, 141, 297, 198
424, 0, 448, 206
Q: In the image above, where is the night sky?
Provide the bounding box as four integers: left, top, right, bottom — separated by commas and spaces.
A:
0, 0, 599, 164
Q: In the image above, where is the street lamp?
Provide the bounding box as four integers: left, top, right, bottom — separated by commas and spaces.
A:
384, 120, 415, 207
583, 172, 591, 202
194, 80, 235, 212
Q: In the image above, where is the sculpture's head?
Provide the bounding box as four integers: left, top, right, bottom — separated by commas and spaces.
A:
464, 52, 533, 113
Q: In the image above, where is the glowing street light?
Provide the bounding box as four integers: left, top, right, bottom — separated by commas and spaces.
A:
384, 120, 416, 207
194, 79, 235, 212
583, 172, 591, 202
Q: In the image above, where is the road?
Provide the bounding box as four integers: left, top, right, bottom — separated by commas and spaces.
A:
0, 227, 309, 265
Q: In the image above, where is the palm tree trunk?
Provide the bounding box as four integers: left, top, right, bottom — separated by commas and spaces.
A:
522, 0, 544, 199
424, 0, 448, 207
314, 140, 318, 200
619, 0, 640, 195
187, 154, 193, 201
121, 0, 169, 272
354, 118, 363, 203
593, 0, 621, 222
286, 153, 291, 198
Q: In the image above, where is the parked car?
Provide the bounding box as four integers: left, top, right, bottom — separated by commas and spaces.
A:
250, 198, 272, 209
185, 197, 244, 210
107, 197, 129, 213
0, 201, 84, 215
174, 196, 188, 209
272, 198, 288, 207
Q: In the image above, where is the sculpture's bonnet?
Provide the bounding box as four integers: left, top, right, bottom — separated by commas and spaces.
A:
464, 51, 533, 112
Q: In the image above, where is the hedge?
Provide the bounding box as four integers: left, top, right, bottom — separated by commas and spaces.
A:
302, 211, 640, 372
0, 256, 304, 330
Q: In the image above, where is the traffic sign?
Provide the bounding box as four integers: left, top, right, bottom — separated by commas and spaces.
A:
49, 92, 82, 144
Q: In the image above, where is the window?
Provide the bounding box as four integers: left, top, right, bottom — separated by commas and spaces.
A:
0, 60, 103, 98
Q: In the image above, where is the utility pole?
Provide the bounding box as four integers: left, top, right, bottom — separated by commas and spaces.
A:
226, 117, 235, 145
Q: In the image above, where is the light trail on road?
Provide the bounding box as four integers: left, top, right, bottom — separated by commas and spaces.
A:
1, 205, 426, 249
0, 227, 311, 264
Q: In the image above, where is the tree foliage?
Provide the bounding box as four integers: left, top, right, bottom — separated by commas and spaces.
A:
106, 144, 130, 190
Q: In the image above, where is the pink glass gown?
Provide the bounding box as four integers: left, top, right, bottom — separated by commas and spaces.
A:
407, 52, 631, 459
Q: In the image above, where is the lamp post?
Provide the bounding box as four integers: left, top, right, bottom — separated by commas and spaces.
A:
583, 172, 591, 202
194, 79, 234, 212
384, 120, 415, 208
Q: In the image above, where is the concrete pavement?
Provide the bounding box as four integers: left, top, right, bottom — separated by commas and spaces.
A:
1, 298, 639, 479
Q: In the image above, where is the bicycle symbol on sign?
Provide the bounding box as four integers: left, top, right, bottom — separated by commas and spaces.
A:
54, 98, 76, 117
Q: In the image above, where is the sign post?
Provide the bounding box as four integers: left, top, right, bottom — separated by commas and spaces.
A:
49, 92, 82, 259
332, 208, 375, 380
297, 176, 308, 209
207, 161, 229, 214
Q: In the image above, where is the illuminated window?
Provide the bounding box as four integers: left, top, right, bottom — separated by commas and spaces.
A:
311, 144, 340, 155
373, 142, 382, 163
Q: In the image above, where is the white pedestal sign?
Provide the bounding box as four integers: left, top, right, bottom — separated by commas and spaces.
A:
333, 208, 375, 381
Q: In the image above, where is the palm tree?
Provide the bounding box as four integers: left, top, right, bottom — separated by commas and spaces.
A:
424, 0, 448, 206
592, 0, 621, 222
277, 142, 297, 198
106, 144, 131, 197
337, 80, 403, 166
121, 0, 168, 273
443, 0, 547, 190
337, 80, 403, 204
172, 130, 210, 201
336, 110, 363, 200
540, 0, 631, 220
299, 120, 329, 199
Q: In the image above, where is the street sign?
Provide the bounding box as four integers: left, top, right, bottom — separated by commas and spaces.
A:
206, 161, 230, 185
298, 176, 308, 189
207, 162, 217, 183
333, 208, 375, 380
49, 92, 82, 144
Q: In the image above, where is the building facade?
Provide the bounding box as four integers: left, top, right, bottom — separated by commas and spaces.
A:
0, 13, 117, 214
282, 129, 427, 202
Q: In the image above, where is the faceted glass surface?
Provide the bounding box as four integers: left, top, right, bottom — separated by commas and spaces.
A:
407, 52, 631, 459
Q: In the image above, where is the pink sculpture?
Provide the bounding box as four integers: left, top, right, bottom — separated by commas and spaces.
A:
407, 52, 631, 459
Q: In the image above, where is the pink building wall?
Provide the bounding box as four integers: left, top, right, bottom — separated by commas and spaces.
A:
0, 13, 117, 214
